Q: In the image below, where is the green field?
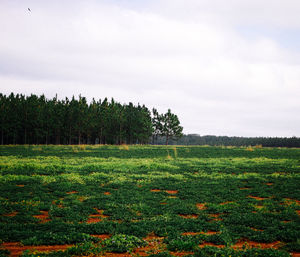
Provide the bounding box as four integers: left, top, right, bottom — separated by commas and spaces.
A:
0, 145, 299, 257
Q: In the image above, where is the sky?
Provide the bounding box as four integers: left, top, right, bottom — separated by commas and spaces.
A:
0, 0, 300, 137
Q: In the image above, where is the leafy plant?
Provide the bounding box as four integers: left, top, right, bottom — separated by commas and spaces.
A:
103, 234, 146, 253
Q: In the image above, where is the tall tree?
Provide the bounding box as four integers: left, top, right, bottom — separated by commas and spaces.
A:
161, 109, 183, 145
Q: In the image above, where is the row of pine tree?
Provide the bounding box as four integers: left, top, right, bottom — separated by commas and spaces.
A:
0, 93, 183, 145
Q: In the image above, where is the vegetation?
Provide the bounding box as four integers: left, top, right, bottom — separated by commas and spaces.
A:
155, 134, 300, 147
0, 145, 299, 256
0, 93, 182, 145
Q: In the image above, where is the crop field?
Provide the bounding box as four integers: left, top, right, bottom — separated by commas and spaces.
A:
0, 145, 299, 257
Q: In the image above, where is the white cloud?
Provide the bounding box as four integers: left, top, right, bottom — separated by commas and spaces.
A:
0, 0, 299, 136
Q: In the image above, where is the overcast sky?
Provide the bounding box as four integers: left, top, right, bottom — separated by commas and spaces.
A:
1, 0, 300, 136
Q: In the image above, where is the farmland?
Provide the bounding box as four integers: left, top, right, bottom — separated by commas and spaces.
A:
0, 145, 299, 257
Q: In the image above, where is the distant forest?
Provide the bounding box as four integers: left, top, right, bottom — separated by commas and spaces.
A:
0, 93, 182, 145
0, 93, 299, 147
155, 134, 300, 147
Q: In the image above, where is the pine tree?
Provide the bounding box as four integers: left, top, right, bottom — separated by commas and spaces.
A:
161, 109, 183, 145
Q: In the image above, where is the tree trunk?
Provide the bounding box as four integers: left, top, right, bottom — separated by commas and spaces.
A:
24, 128, 27, 144
69, 126, 72, 145
166, 134, 169, 145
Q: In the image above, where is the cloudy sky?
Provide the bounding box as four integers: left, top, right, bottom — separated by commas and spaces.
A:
1, 0, 300, 136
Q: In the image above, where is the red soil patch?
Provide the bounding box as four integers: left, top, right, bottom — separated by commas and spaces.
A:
151, 189, 161, 192
250, 227, 264, 232
87, 209, 109, 223
87, 218, 102, 223
165, 190, 178, 194
78, 196, 86, 202
297, 210, 300, 216
291, 253, 300, 257
90, 234, 111, 240
232, 240, 281, 249
199, 242, 225, 248
104, 192, 111, 195
254, 205, 264, 209
160, 202, 167, 205
248, 195, 267, 200
179, 214, 198, 219
240, 187, 250, 190
52, 200, 64, 208
3, 211, 18, 217
33, 211, 50, 223
282, 220, 291, 223
208, 213, 223, 221
220, 201, 234, 205
266, 183, 273, 186
171, 252, 194, 256
284, 198, 300, 205
182, 231, 219, 236
134, 233, 165, 256
2, 242, 73, 257
16, 185, 24, 187
66, 191, 78, 194
105, 253, 132, 257
196, 203, 206, 210
143, 232, 164, 241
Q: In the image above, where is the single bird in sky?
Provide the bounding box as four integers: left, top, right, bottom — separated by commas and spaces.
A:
28, 8, 31, 12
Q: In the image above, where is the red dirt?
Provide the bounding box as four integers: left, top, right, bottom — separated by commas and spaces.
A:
66, 191, 78, 194
143, 232, 164, 241
87, 218, 102, 223
208, 213, 223, 221
165, 190, 178, 194
3, 211, 18, 217
291, 253, 300, 257
240, 187, 250, 190
33, 211, 50, 223
160, 202, 167, 205
179, 214, 198, 219
105, 253, 132, 257
87, 209, 109, 223
266, 183, 273, 186
151, 189, 161, 192
1, 242, 73, 257
284, 198, 300, 205
16, 185, 24, 187
220, 201, 234, 205
104, 192, 111, 195
78, 196, 87, 202
196, 203, 206, 210
232, 240, 281, 249
250, 227, 264, 231
199, 242, 225, 248
171, 252, 194, 256
248, 195, 268, 200
297, 210, 300, 216
135, 233, 165, 256
90, 234, 111, 240
254, 205, 264, 209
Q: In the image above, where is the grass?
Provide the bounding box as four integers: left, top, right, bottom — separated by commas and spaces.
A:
0, 145, 299, 256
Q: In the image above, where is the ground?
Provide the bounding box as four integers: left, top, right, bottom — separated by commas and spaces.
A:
0, 145, 299, 256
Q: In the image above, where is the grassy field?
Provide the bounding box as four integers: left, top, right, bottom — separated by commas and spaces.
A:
0, 145, 299, 257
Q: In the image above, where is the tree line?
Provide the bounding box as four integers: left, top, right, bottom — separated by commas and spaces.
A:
0, 93, 183, 145
155, 134, 300, 147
